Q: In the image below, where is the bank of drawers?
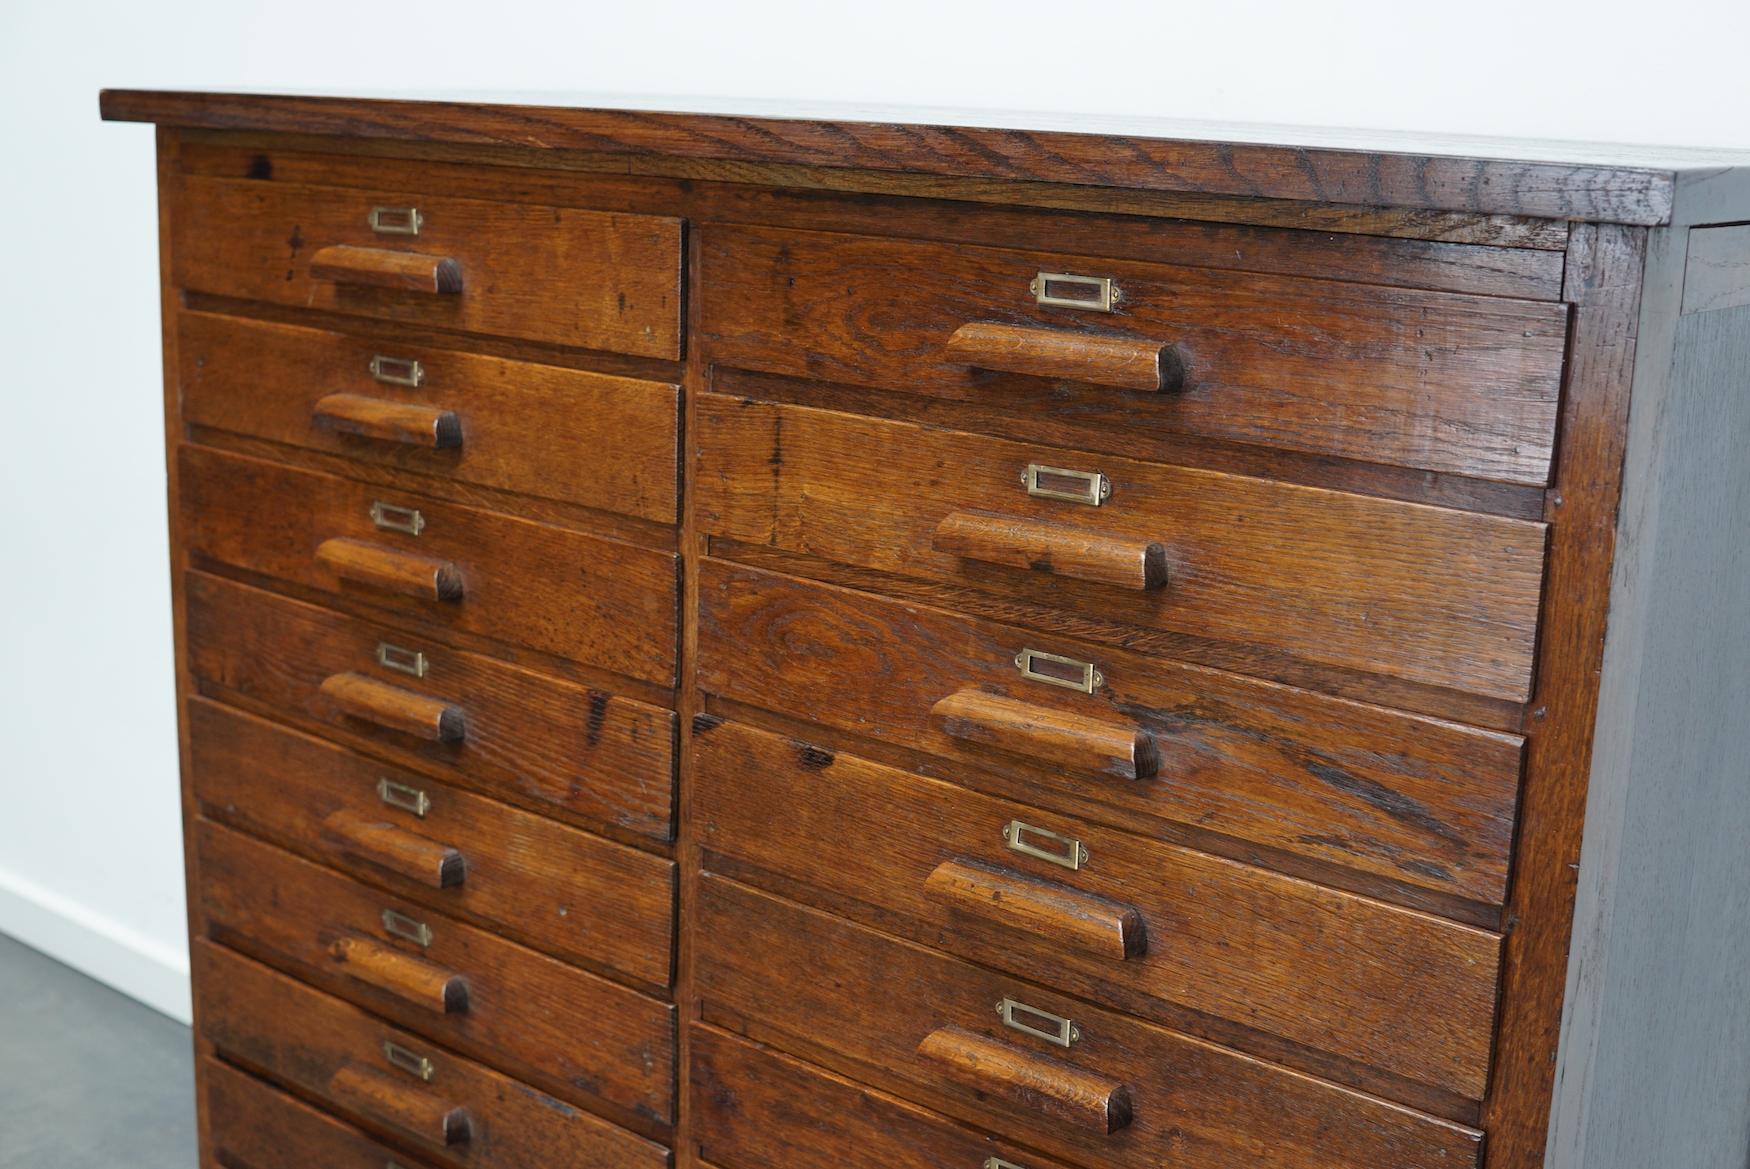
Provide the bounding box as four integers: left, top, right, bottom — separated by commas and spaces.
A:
174, 165, 684, 1169
689, 219, 1557, 1166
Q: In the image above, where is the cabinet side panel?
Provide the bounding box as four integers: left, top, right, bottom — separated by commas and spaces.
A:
1548, 234, 1750, 1169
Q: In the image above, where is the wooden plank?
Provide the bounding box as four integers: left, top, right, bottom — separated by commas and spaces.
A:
100, 90, 1682, 223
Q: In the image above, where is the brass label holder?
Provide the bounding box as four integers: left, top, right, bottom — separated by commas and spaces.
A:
995, 997, 1081, 1048
368, 206, 423, 236
377, 777, 431, 818
1029, 271, 1119, 312
382, 1039, 435, 1081
1015, 647, 1104, 693
381, 907, 434, 948
375, 642, 427, 678
1003, 820, 1088, 871
369, 501, 425, 536
368, 354, 425, 387
1021, 463, 1111, 507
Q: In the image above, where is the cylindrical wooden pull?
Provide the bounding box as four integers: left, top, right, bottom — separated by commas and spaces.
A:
314, 393, 462, 450
327, 933, 469, 1014
316, 538, 464, 603
946, 322, 1184, 392
310, 245, 463, 294
933, 511, 1169, 590
319, 672, 466, 744
327, 1063, 472, 1147
931, 689, 1159, 781
917, 1025, 1133, 1135
320, 809, 467, 889
924, 858, 1146, 960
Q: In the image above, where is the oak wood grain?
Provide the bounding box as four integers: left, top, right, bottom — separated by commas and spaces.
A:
170, 174, 684, 357
916, 1025, 1134, 1135
320, 806, 468, 887
312, 393, 463, 450
184, 573, 678, 849
314, 539, 466, 603
204, 1059, 449, 1169
944, 321, 1184, 392
698, 226, 1570, 484
180, 311, 680, 523
922, 857, 1146, 962
698, 561, 1524, 910
326, 1064, 473, 1148
309, 244, 463, 294
932, 510, 1169, 591
930, 689, 1160, 781
318, 673, 467, 745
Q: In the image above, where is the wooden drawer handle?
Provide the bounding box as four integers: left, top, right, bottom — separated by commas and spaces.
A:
946, 322, 1183, 392
316, 537, 464, 603
321, 809, 467, 889
924, 858, 1146, 961
917, 1025, 1133, 1135
310, 245, 463, 294
328, 1063, 472, 1147
314, 393, 463, 450
320, 672, 466, 744
931, 689, 1159, 781
328, 933, 470, 1014
933, 511, 1168, 591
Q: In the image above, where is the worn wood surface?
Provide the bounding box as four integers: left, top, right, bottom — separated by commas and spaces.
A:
184, 573, 678, 848
932, 510, 1169, 591
921, 857, 1147, 963
196, 942, 668, 1168
197, 821, 676, 1125
1679, 223, 1750, 315
170, 174, 684, 357
189, 700, 674, 973
319, 805, 468, 887
694, 718, 1501, 1107
204, 1058, 449, 1169
312, 392, 463, 450
180, 444, 679, 684
178, 311, 680, 523
943, 321, 1183, 392
101, 90, 1694, 224
916, 1025, 1135, 1135
698, 562, 1524, 913
695, 875, 1483, 1169
698, 226, 1570, 484
697, 396, 1549, 701
308, 243, 464, 295
930, 689, 1161, 782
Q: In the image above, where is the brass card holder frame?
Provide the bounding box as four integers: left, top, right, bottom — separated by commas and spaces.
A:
382, 1039, 435, 1081
1029, 271, 1119, 312
1015, 647, 1104, 693
368, 206, 423, 236
1003, 820, 1088, 871
1021, 463, 1111, 507
368, 354, 425, 387
375, 642, 428, 678
995, 996, 1081, 1048
381, 907, 434, 947
377, 777, 431, 818
369, 501, 426, 536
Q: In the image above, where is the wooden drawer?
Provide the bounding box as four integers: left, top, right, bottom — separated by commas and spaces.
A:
206, 1059, 450, 1169
172, 176, 683, 357
697, 225, 1568, 485
698, 561, 1522, 914
197, 820, 675, 1124
179, 311, 680, 523
186, 572, 678, 852
698, 395, 1547, 702
696, 719, 1499, 1105
196, 942, 667, 1169
696, 876, 1482, 1169
692, 1025, 1085, 1169
180, 444, 678, 684
190, 699, 672, 974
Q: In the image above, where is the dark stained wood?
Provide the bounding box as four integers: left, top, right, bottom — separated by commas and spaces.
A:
922, 858, 1147, 962
326, 1064, 474, 1148
312, 393, 463, 450
185, 573, 678, 847
916, 1026, 1134, 1135
180, 444, 679, 685
694, 719, 1501, 1106
696, 875, 1484, 1168
932, 510, 1169, 591
309, 244, 464, 294
170, 174, 684, 357
196, 942, 669, 1169
697, 396, 1549, 701
698, 562, 1524, 911
930, 689, 1160, 781
101, 90, 1683, 224
323, 933, 470, 1015
197, 820, 676, 1125
697, 226, 1571, 485
204, 1058, 449, 1169
179, 311, 680, 523
944, 321, 1183, 392
320, 805, 468, 887
691, 1025, 1088, 1169
1481, 224, 1648, 1168
189, 699, 675, 972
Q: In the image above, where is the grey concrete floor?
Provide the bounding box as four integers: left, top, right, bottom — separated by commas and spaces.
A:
0, 934, 197, 1168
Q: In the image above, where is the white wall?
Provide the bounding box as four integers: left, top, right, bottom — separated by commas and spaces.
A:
2, 0, 1747, 1023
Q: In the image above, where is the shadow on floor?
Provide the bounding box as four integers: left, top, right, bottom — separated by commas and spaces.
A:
0, 933, 196, 1168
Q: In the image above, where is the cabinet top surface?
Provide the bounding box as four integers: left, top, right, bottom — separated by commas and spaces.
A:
101, 88, 1750, 226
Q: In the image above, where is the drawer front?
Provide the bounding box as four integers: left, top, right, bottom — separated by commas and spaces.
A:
206, 1059, 448, 1169
180, 444, 678, 684
196, 942, 667, 1169
698, 396, 1547, 701
698, 562, 1523, 911
186, 572, 678, 853
696, 719, 1499, 1103
180, 311, 681, 523
696, 877, 1482, 1169
197, 820, 675, 1123
172, 176, 683, 357
692, 1025, 1083, 1169
189, 699, 672, 972
698, 225, 1568, 485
